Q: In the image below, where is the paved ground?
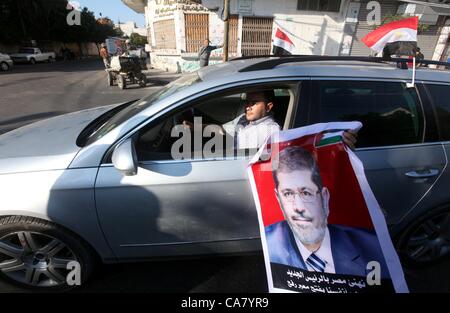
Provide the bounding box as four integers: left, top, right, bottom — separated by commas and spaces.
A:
0, 59, 449, 293
0, 58, 179, 134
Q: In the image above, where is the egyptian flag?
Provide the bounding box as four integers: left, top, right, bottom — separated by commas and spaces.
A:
273, 28, 295, 56
362, 17, 418, 58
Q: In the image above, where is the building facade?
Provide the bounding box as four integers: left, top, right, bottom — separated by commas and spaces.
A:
122, 0, 450, 72
117, 21, 147, 37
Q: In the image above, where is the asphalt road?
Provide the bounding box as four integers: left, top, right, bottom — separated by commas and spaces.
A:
0, 58, 178, 134
0, 59, 449, 293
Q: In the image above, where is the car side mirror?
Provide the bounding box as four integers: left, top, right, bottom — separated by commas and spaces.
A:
112, 138, 138, 176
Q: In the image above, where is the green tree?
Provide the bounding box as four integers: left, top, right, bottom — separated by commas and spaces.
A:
0, 0, 119, 45
130, 32, 148, 47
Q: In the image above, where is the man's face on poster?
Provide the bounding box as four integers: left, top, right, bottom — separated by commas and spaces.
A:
275, 169, 330, 245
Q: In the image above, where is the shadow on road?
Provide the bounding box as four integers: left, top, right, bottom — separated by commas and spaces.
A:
5, 58, 105, 75
75, 254, 268, 293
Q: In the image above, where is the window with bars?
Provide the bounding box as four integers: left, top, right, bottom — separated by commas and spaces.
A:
241, 17, 273, 56
184, 14, 209, 53
153, 19, 176, 50
297, 0, 341, 12
228, 15, 239, 55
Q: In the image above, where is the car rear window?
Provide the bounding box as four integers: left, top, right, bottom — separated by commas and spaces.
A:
424, 84, 450, 141
311, 80, 424, 148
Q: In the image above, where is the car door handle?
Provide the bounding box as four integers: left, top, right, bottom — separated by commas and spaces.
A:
405, 169, 440, 178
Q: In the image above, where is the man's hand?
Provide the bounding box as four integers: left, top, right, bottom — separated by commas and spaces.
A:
342, 129, 358, 150
182, 120, 194, 130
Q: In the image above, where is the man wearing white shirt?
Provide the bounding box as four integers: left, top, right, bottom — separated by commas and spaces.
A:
182, 90, 357, 151
222, 90, 280, 150
183, 90, 280, 151
265, 146, 389, 278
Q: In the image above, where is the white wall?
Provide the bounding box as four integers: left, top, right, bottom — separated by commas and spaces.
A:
145, 0, 350, 71
204, 0, 347, 55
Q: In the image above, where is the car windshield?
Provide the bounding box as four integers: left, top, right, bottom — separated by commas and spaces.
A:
80, 72, 201, 147
19, 48, 35, 54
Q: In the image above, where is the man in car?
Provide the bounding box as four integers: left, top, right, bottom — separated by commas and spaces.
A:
222, 90, 281, 150
183, 89, 358, 151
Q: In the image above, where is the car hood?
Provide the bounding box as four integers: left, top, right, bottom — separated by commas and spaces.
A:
0, 105, 118, 174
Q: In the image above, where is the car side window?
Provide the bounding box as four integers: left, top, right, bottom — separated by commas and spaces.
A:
311, 80, 424, 148
424, 84, 450, 141
135, 87, 292, 161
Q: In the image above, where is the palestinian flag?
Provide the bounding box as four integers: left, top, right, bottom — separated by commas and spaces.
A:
362, 17, 418, 57
315, 131, 343, 148
273, 28, 295, 56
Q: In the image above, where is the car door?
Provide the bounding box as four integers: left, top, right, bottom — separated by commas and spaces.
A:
305, 79, 446, 227
94, 83, 298, 259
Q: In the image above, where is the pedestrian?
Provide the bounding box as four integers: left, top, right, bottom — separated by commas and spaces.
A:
198, 39, 223, 67
99, 43, 110, 68
415, 47, 425, 67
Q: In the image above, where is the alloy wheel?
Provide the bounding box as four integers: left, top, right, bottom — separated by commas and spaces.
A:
0, 231, 78, 287
404, 211, 450, 263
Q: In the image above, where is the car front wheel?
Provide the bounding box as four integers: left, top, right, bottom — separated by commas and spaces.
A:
0, 216, 95, 290
0, 62, 9, 71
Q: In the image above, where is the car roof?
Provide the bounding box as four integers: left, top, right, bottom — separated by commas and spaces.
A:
198, 57, 450, 84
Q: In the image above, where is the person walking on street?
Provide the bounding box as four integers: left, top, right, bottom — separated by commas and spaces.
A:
198, 39, 223, 67
100, 43, 110, 68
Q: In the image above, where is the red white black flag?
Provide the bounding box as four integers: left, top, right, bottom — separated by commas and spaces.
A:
273, 28, 295, 56
362, 17, 418, 57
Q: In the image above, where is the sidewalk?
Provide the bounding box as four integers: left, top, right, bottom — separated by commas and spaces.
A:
143, 67, 182, 86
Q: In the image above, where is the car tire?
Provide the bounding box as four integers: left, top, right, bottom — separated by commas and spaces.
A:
138, 74, 147, 88
0, 62, 9, 71
107, 72, 114, 86
117, 75, 126, 90
29, 58, 36, 65
396, 206, 450, 266
48, 57, 55, 63
0, 216, 96, 291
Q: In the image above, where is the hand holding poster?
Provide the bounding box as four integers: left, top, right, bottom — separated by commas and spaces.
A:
248, 122, 409, 293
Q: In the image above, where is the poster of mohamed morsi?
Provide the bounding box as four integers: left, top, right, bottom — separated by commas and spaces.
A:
247, 122, 409, 293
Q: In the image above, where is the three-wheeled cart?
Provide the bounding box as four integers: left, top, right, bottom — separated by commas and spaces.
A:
106, 55, 147, 90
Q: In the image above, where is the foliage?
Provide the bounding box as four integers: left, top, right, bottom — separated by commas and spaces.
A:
130, 32, 148, 47
0, 0, 120, 44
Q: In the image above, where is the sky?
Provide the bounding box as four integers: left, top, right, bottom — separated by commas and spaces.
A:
77, 0, 145, 27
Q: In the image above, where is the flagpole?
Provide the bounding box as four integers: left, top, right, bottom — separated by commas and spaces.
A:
223, 0, 230, 62
407, 57, 416, 88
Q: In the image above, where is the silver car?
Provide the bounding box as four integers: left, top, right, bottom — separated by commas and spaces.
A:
0, 53, 13, 71
1, 56, 450, 290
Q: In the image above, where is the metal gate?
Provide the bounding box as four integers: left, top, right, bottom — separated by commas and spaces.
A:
228, 15, 239, 56
154, 19, 176, 50
185, 13, 209, 53
241, 17, 273, 56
